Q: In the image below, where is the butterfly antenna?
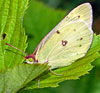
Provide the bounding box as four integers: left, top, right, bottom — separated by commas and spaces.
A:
5, 43, 27, 56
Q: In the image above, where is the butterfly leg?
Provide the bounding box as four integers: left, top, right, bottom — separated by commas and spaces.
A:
37, 76, 40, 88
48, 68, 63, 76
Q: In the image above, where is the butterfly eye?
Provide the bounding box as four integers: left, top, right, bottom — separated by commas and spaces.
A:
28, 58, 33, 62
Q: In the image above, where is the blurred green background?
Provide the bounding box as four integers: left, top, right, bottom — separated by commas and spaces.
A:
20, 0, 100, 93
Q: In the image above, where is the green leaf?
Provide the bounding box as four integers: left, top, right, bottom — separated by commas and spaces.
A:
0, 63, 49, 93
0, 0, 28, 71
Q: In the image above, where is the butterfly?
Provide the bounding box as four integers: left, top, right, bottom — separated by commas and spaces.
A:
6, 2, 93, 87
25, 3, 93, 69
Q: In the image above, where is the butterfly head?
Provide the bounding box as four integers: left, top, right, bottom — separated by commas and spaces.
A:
24, 54, 38, 64
26, 58, 34, 64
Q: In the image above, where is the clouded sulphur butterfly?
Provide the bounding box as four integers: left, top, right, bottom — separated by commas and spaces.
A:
24, 3, 93, 69
6, 3, 93, 71
6, 2, 93, 87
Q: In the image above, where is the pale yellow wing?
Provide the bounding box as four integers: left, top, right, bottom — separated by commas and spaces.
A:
36, 3, 92, 55
36, 21, 93, 69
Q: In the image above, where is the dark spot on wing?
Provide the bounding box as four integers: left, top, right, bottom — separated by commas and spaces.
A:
1, 33, 7, 40
74, 29, 76, 31
56, 30, 60, 34
78, 15, 80, 18
79, 44, 82, 47
80, 37, 83, 40
62, 40, 68, 46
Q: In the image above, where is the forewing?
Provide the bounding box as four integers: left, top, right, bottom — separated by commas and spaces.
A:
35, 3, 92, 55
36, 21, 93, 69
